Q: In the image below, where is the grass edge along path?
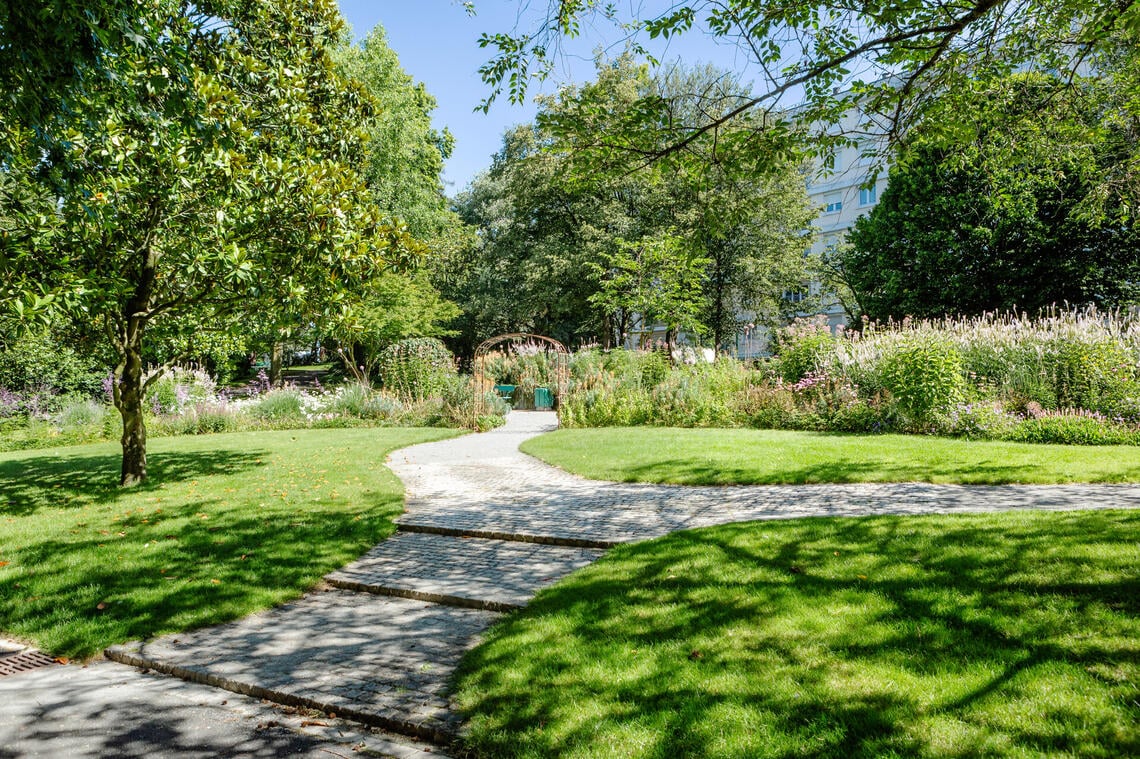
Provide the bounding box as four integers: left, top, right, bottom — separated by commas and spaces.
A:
0, 426, 459, 659
521, 427, 1140, 485
454, 509, 1140, 759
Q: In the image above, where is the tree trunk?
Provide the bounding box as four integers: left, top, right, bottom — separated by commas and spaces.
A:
269, 340, 284, 387
115, 242, 158, 487
117, 325, 148, 486
710, 246, 728, 352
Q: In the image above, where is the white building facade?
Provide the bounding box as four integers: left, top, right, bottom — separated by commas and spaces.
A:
731, 106, 889, 358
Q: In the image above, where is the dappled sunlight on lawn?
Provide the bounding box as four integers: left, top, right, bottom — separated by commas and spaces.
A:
0, 428, 454, 658
456, 510, 1140, 758
523, 427, 1140, 485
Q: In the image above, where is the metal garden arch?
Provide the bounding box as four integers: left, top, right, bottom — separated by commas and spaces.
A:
472, 333, 570, 424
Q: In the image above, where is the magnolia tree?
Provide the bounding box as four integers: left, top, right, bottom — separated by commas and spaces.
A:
0, 1, 419, 485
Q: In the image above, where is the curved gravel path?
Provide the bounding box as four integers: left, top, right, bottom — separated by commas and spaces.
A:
97, 411, 1140, 752
393, 411, 1140, 547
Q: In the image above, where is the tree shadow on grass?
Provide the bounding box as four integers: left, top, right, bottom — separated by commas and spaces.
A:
456, 510, 1140, 758
0, 491, 403, 658
0, 448, 269, 517
618, 456, 1140, 485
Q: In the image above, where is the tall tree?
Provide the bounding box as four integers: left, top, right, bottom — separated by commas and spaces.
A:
335, 23, 460, 244
589, 232, 709, 344
450, 55, 813, 353
839, 73, 1140, 320
329, 23, 468, 372
0, 1, 417, 484
450, 123, 613, 352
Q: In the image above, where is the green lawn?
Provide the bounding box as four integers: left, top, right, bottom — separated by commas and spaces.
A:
522, 427, 1140, 485
283, 363, 335, 373
0, 427, 456, 659
455, 510, 1140, 758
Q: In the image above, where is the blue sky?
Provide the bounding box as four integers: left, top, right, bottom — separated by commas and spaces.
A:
336, 1, 759, 193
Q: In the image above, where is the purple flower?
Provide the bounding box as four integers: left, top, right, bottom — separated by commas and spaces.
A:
0, 388, 20, 417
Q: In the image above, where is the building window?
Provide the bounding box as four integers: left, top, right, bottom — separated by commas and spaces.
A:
859, 186, 877, 206
824, 199, 843, 213
784, 289, 806, 303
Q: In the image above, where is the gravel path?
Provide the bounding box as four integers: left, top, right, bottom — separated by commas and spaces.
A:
83, 411, 1140, 750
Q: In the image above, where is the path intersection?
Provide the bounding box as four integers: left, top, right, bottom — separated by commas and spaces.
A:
5, 410, 1138, 756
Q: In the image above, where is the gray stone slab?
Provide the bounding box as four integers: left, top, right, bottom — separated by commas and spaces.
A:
326, 532, 604, 610
0, 659, 448, 758
107, 589, 498, 743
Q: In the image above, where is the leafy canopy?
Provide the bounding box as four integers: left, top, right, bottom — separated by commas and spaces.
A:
0, 0, 422, 483
474, 0, 1140, 211
839, 72, 1140, 320
449, 54, 814, 352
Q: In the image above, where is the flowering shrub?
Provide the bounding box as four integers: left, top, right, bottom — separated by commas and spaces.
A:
0, 388, 21, 418
55, 397, 111, 432
247, 389, 306, 421
556, 308, 1140, 445
937, 402, 1020, 440
773, 317, 836, 383
145, 367, 218, 415
1, 364, 509, 451
376, 338, 456, 401
880, 337, 966, 429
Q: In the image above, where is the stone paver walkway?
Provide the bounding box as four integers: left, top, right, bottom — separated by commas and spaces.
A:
394, 411, 1140, 547
0, 657, 445, 758
98, 410, 1140, 751
108, 591, 496, 741
326, 532, 604, 611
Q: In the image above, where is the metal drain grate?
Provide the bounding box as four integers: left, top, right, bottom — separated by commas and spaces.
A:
0, 650, 60, 677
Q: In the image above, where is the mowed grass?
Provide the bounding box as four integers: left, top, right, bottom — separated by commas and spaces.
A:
522, 427, 1140, 484
0, 427, 456, 659
455, 510, 1140, 759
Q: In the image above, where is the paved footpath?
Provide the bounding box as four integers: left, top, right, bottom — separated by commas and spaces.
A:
6, 410, 1140, 756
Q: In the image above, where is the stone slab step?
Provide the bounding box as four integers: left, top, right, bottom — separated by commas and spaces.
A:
394, 496, 696, 548
396, 520, 627, 549
106, 589, 498, 744
326, 532, 604, 611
